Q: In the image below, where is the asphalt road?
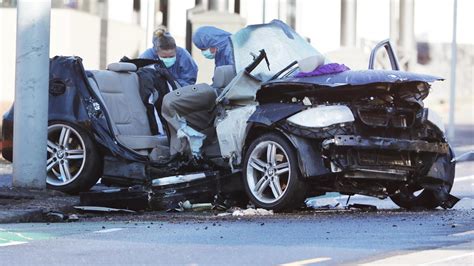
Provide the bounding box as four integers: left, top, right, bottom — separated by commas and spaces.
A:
0, 161, 472, 265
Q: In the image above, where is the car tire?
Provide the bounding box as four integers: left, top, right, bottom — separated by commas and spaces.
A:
390, 187, 448, 210
390, 150, 455, 210
242, 133, 306, 212
47, 121, 102, 194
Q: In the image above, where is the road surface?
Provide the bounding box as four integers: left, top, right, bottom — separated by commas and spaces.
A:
0, 161, 472, 265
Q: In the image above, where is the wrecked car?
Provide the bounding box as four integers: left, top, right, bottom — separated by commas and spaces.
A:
2, 20, 458, 211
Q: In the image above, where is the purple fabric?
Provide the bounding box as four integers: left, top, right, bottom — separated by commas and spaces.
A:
295, 63, 350, 78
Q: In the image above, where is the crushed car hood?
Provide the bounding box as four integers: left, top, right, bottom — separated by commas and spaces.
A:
264, 69, 443, 87
258, 70, 443, 104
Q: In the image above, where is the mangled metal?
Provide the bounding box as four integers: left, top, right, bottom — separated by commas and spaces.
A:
216, 105, 256, 165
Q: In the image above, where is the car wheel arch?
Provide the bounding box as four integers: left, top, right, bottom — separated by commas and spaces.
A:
242, 124, 309, 177
244, 125, 331, 179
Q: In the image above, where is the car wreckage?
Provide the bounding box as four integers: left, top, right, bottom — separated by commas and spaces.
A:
2, 20, 459, 211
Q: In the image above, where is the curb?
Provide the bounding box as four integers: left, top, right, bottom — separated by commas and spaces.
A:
0, 189, 79, 224
0, 209, 44, 224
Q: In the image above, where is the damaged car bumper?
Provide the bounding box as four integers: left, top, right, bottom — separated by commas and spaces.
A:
322, 135, 450, 154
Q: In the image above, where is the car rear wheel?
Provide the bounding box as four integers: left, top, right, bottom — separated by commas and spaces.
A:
243, 133, 306, 212
47, 122, 102, 194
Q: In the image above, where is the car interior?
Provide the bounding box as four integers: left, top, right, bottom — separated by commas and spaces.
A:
86, 62, 236, 161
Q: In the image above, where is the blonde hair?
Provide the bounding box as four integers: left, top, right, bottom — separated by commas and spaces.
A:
153, 26, 176, 51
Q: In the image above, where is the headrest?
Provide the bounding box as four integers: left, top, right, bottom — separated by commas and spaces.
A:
298, 54, 325, 73
107, 62, 137, 72
212, 65, 236, 88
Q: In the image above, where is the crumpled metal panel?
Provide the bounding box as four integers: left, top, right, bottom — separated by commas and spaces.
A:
322, 135, 450, 154
265, 69, 443, 87
248, 103, 306, 126
216, 105, 257, 164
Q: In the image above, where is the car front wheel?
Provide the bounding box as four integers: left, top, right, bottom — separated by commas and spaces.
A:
242, 133, 306, 212
47, 122, 102, 194
390, 150, 455, 210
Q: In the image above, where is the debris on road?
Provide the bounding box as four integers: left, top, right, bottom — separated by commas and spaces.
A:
44, 211, 65, 222
347, 203, 378, 212
68, 214, 79, 222
44, 211, 80, 222
80, 186, 149, 211
232, 208, 274, 216
180, 201, 213, 212
74, 206, 137, 213
305, 197, 342, 210
79, 172, 246, 213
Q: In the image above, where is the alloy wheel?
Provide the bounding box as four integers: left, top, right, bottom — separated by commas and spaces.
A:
246, 141, 291, 204
47, 124, 86, 186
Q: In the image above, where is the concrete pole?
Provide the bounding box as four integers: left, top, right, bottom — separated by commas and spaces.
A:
99, 0, 109, 69
389, 0, 399, 43
287, 0, 296, 29
448, 0, 458, 140
208, 0, 228, 12
340, 0, 357, 47
398, 0, 414, 70
146, 0, 156, 48
13, 0, 51, 190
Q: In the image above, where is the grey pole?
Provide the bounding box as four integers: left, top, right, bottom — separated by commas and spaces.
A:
399, 0, 414, 70
448, 0, 458, 140
99, 0, 109, 69
13, 0, 51, 190
208, 0, 228, 12
146, 0, 156, 48
389, 0, 399, 42
286, 0, 296, 29
340, 0, 357, 47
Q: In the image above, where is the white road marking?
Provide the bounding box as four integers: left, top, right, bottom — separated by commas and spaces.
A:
0, 241, 28, 247
454, 175, 474, 183
93, 228, 124, 234
13, 232, 33, 240
361, 242, 474, 265
450, 230, 474, 237
420, 252, 474, 265
280, 257, 331, 266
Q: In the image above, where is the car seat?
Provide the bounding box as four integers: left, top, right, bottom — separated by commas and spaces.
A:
87, 62, 169, 160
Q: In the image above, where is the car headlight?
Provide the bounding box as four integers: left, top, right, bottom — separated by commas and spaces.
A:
287, 105, 355, 128
427, 109, 445, 133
